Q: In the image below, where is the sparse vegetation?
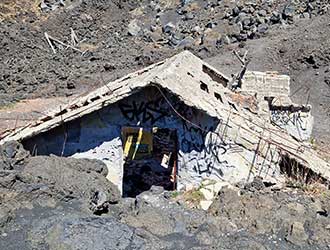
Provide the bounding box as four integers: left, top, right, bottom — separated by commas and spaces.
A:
285, 178, 328, 195
169, 190, 180, 199
0, 102, 17, 111
182, 188, 205, 207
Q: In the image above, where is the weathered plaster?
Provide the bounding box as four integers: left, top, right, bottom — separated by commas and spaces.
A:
270, 109, 314, 141
23, 87, 281, 193
242, 71, 291, 104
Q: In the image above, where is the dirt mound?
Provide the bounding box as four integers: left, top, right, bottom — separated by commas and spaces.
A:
0, 141, 120, 222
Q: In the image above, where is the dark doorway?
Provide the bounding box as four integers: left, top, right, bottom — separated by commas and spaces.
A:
122, 127, 177, 197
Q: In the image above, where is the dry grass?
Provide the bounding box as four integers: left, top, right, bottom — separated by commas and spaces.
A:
316, 143, 330, 162
0, 102, 17, 111
169, 188, 205, 209
182, 189, 205, 208
303, 182, 329, 196
286, 179, 329, 196
78, 43, 99, 52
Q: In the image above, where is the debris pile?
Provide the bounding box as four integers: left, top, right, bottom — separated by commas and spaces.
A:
0, 141, 120, 215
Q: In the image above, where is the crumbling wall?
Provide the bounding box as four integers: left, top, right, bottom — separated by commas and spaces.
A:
23, 86, 282, 192
241, 71, 291, 103
241, 71, 313, 141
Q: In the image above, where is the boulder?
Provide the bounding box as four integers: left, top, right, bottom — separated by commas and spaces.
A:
0, 141, 29, 170
235, 32, 248, 41
127, 19, 141, 36
177, 36, 195, 48
200, 200, 213, 210
257, 24, 268, 34
169, 33, 184, 47
325, 76, 330, 86
244, 176, 266, 192
150, 27, 163, 42
285, 222, 309, 246
40, 0, 65, 12
181, 0, 193, 7
199, 187, 213, 201
232, 6, 241, 17
30, 216, 147, 249
257, 9, 267, 17
283, 4, 296, 19
22, 156, 120, 206
183, 12, 194, 20
201, 29, 222, 47
270, 11, 281, 23
163, 22, 176, 34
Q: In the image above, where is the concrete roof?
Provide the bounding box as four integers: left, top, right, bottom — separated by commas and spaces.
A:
1, 51, 329, 182
0, 51, 231, 143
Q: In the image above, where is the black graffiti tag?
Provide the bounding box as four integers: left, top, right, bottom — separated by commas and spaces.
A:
181, 119, 239, 177
271, 110, 306, 130
119, 98, 169, 124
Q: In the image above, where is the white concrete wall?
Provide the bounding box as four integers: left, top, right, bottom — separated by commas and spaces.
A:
241, 71, 313, 141
23, 86, 281, 192
270, 109, 314, 141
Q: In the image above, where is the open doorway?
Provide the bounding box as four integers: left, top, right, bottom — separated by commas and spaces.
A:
121, 127, 177, 197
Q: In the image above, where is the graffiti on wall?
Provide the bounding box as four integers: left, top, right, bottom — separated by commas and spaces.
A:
270, 109, 313, 141
271, 110, 306, 130
181, 119, 241, 178
118, 89, 243, 179
118, 98, 169, 124
181, 120, 212, 152
118, 89, 199, 126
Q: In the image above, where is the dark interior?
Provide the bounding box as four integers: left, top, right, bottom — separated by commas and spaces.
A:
122, 127, 178, 197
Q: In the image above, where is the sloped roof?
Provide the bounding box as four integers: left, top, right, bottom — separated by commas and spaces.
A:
1, 51, 329, 182
0, 51, 231, 143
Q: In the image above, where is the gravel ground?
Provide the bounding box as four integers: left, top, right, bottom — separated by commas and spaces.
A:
1, 142, 330, 249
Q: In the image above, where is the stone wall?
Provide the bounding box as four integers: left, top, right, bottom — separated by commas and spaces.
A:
242, 71, 291, 103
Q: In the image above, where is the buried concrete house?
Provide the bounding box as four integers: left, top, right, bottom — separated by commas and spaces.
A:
0, 51, 329, 196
